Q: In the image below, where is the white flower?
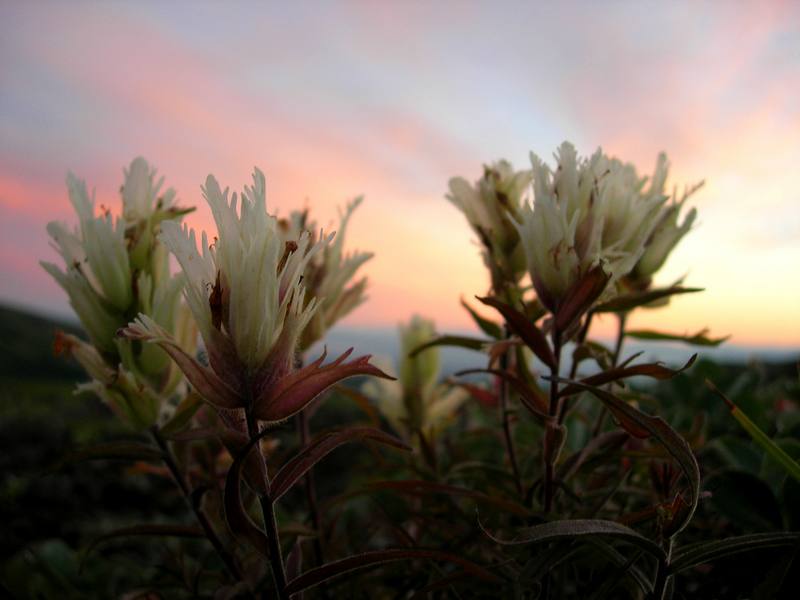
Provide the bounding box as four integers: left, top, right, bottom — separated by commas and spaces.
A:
516, 142, 670, 312
157, 168, 328, 374
279, 197, 373, 350
42, 158, 193, 426
633, 180, 701, 282
120, 167, 393, 423
41, 173, 132, 349
122, 157, 179, 223
448, 161, 532, 286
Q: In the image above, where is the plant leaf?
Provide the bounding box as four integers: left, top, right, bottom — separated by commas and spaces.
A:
453, 381, 498, 409
559, 355, 696, 398
461, 297, 503, 339
55, 441, 162, 469
549, 377, 700, 537
159, 392, 204, 438
457, 368, 547, 419
408, 334, 489, 357
253, 348, 393, 422
478, 518, 665, 560
593, 286, 703, 313
476, 296, 556, 369
371, 479, 531, 517
707, 379, 800, 482
625, 328, 728, 347
669, 533, 800, 574
85, 524, 204, 556
555, 265, 611, 332
223, 429, 272, 556
271, 427, 410, 502
284, 549, 500, 594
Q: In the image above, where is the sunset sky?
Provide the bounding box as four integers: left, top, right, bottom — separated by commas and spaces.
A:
1, 2, 798, 347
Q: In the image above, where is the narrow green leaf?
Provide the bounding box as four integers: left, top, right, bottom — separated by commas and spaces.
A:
461, 297, 503, 339
408, 334, 488, 357
707, 380, 800, 482
160, 392, 204, 438
625, 328, 728, 346
593, 286, 703, 313
669, 532, 800, 574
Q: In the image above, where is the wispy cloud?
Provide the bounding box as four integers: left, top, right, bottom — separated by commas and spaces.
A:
1, 1, 797, 345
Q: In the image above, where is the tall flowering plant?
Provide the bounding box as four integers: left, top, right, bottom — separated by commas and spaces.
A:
437, 141, 730, 598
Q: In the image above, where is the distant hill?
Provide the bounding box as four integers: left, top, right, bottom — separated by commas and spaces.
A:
0, 304, 83, 381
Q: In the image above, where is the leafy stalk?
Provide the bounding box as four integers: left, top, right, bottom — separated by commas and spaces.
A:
245, 409, 289, 599
150, 426, 241, 581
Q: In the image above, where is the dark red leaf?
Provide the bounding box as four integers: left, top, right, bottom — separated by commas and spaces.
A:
559, 354, 697, 398
555, 265, 610, 332
223, 431, 271, 556
593, 286, 703, 313
253, 349, 394, 422
457, 368, 547, 420
370, 480, 531, 517
453, 381, 498, 409
284, 549, 500, 595
477, 296, 556, 369
271, 427, 410, 502
549, 377, 700, 537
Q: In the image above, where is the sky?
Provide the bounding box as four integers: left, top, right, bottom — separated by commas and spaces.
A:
0, 1, 798, 348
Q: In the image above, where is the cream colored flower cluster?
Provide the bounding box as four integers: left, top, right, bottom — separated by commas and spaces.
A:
278, 197, 373, 352
41, 158, 195, 428
451, 142, 698, 313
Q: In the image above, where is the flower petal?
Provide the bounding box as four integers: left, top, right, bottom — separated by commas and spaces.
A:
119, 315, 243, 411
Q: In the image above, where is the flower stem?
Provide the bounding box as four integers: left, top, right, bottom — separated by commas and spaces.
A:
592, 312, 627, 436
150, 426, 241, 581
297, 409, 325, 566
498, 340, 524, 499
652, 539, 673, 599
245, 411, 288, 599
543, 329, 562, 514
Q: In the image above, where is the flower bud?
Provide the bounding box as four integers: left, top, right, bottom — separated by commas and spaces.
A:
516, 142, 675, 314
632, 183, 701, 283
364, 316, 466, 439
448, 161, 532, 288
279, 197, 374, 351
